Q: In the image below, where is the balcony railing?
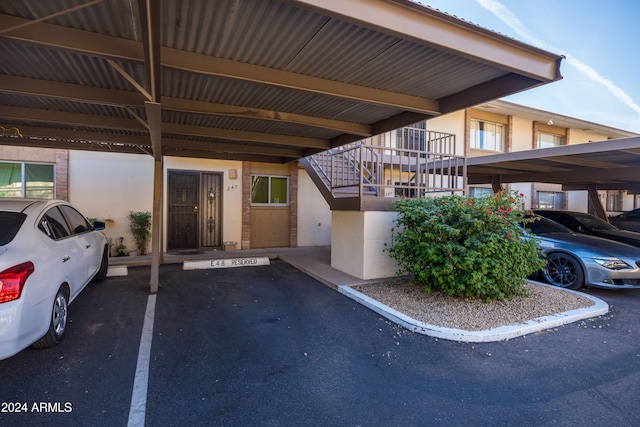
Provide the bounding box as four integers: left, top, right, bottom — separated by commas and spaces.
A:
309, 137, 466, 200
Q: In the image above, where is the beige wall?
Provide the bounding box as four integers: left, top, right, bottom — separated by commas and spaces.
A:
331, 210, 399, 279
567, 191, 589, 212
68, 151, 154, 253
511, 116, 534, 151
297, 169, 331, 246
427, 110, 466, 155
567, 129, 611, 145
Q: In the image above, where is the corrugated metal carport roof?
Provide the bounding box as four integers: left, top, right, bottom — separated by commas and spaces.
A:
0, 0, 563, 163
466, 136, 640, 194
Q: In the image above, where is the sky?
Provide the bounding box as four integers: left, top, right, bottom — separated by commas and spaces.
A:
417, 0, 640, 133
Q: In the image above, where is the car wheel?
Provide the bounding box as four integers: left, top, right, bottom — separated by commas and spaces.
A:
93, 246, 109, 282
543, 253, 584, 290
32, 286, 69, 348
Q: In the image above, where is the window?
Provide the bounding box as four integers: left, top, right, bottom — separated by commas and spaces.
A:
59, 205, 92, 234
251, 175, 289, 205
537, 132, 563, 149
605, 190, 623, 211
469, 187, 493, 198
536, 191, 563, 209
0, 162, 55, 199
39, 207, 71, 240
470, 119, 505, 152
0, 212, 27, 245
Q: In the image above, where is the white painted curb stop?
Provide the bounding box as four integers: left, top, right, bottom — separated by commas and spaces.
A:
107, 266, 129, 277
183, 257, 270, 270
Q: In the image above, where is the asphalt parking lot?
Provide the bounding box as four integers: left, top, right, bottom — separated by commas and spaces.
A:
1, 260, 640, 426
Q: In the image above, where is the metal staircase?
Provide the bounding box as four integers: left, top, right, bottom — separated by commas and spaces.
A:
300, 130, 467, 211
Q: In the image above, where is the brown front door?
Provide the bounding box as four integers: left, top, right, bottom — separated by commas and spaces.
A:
168, 172, 199, 250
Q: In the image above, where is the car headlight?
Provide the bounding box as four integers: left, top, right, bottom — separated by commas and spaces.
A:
593, 257, 631, 270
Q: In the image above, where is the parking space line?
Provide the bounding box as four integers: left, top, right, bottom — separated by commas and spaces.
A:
127, 294, 156, 427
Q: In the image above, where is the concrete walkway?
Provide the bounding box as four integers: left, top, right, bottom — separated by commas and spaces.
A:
108, 246, 608, 343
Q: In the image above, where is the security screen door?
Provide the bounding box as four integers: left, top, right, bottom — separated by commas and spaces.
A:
168, 171, 222, 250
168, 172, 198, 250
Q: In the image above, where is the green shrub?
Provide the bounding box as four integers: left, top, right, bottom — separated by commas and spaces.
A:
128, 211, 152, 255
387, 191, 545, 301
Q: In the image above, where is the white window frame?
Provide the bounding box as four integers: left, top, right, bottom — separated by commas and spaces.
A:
537, 132, 564, 149
469, 187, 493, 198
250, 175, 290, 206
470, 119, 505, 152
536, 191, 564, 209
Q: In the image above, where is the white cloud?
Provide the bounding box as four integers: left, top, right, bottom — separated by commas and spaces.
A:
476, 0, 640, 118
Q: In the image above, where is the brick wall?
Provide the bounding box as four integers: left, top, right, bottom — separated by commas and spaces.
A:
289, 162, 298, 248
241, 161, 251, 249
55, 149, 69, 200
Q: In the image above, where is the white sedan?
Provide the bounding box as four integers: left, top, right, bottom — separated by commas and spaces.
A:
0, 199, 108, 360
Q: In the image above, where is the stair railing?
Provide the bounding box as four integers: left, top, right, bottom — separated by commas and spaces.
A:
305, 131, 466, 200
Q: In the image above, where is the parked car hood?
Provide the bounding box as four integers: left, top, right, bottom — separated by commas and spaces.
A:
537, 231, 640, 258
593, 229, 640, 246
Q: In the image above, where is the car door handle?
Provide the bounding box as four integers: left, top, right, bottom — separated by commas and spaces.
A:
62, 255, 70, 262
85, 244, 92, 249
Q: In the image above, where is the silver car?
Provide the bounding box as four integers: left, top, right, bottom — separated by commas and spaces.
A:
524, 217, 640, 290
0, 199, 109, 360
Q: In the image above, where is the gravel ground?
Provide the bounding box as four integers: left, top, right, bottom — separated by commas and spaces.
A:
352, 280, 594, 331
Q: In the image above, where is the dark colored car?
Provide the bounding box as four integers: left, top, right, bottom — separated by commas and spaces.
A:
533, 210, 640, 248
609, 208, 640, 233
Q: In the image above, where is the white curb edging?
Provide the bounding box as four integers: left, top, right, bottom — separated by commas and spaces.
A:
339, 282, 609, 343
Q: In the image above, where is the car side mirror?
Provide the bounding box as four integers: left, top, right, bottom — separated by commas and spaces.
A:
93, 221, 106, 231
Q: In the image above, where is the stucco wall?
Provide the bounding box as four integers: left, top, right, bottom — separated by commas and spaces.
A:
567, 129, 610, 144
297, 169, 331, 246
567, 191, 589, 212
510, 116, 534, 151
427, 110, 466, 155
68, 151, 154, 253
331, 210, 399, 279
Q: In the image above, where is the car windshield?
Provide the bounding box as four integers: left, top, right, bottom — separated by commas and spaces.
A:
0, 212, 27, 246
523, 216, 570, 235
571, 213, 617, 231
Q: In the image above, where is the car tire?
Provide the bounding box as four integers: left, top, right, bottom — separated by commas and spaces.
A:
93, 246, 109, 283
32, 286, 69, 349
543, 252, 584, 290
